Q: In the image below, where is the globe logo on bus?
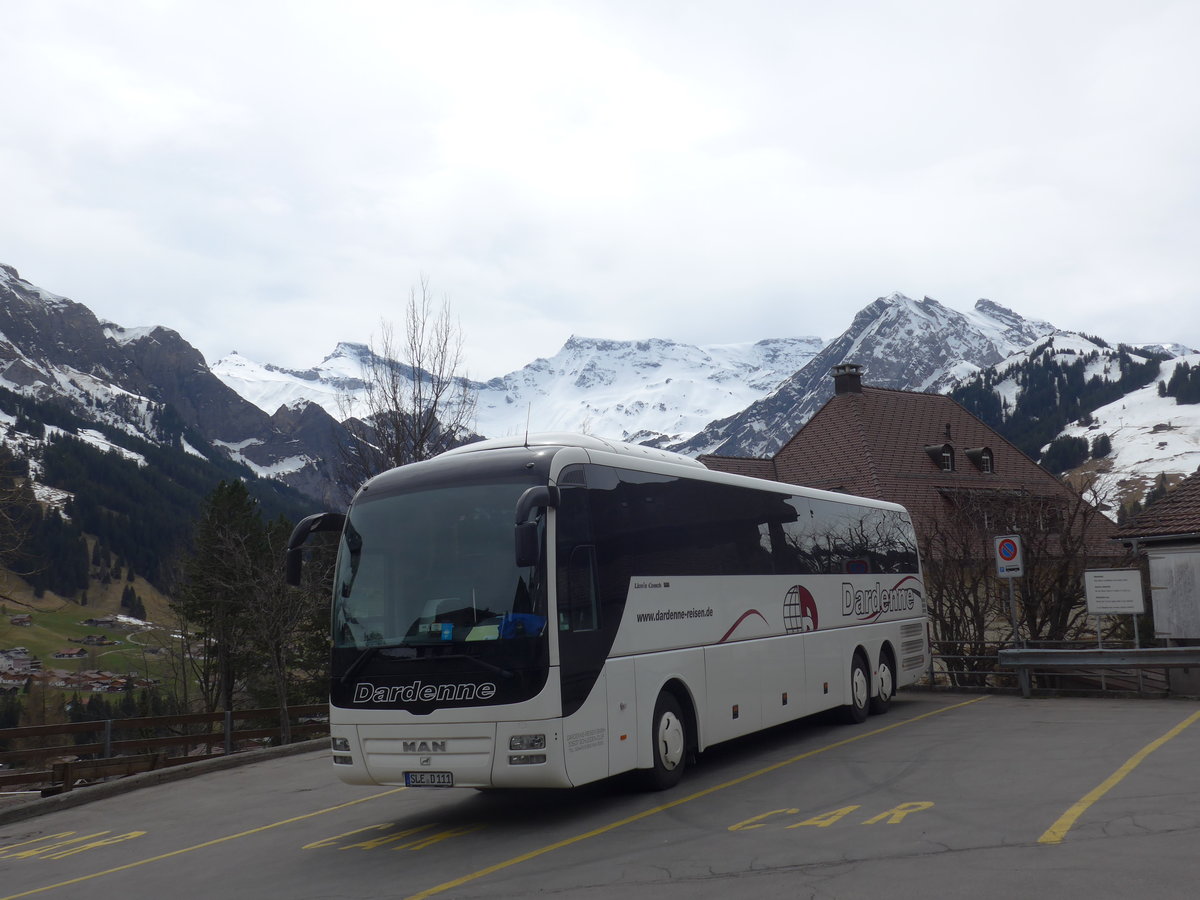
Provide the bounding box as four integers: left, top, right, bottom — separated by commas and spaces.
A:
783, 585, 818, 634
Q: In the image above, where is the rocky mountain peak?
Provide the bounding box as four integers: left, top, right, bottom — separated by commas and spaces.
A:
672, 293, 1059, 458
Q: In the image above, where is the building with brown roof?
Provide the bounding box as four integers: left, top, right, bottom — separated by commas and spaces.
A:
703, 364, 1122, 655
1116, 467, 1200, 644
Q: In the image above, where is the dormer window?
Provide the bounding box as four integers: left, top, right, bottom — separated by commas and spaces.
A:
964, 447, 995, 473
924, 443, 955, 471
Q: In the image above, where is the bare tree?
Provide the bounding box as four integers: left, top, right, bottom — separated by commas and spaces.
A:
920, 493, 1008, 687
338, 277, 478, 489
1016, 474, 1132, 644
921, 475, 1126, 686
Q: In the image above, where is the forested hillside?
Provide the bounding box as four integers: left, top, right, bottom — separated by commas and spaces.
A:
0, 385, 314, 599
950, 340, 1168, 466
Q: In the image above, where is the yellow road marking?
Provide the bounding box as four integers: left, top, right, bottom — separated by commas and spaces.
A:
0, 834, 76, 854
1039, 708, 1200, 845
862, 801, 933, 824
405, 695, 990, 900
0, 787, 407, 900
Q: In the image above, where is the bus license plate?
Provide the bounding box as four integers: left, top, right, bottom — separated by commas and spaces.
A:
404, 771, 454, 787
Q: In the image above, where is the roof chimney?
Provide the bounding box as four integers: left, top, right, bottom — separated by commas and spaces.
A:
831, 362, 864, 394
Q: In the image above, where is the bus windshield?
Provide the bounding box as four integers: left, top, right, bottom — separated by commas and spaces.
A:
332, 479, 548, 652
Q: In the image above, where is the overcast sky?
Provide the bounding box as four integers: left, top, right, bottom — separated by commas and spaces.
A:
4, 1, 1199, 378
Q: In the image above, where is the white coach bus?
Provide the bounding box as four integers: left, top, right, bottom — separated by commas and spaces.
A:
286, 434, 928, 791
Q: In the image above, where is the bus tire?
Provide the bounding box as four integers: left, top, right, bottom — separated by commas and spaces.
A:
841, 652, 870, 724
870, 650, 895, 715
642, 691, 688, 791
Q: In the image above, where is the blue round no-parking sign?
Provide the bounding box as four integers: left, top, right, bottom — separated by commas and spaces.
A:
994, 534, 1023, 577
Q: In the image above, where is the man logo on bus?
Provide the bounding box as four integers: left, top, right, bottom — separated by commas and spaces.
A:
783, 585, 818, 634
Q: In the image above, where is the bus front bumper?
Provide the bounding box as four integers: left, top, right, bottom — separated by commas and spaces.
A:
331, 721, 570, 789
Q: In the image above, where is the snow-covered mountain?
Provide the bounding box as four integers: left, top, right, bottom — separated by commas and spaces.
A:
673, 293, 1058, 457
209, 343, 374, 421
213, 294, 1058, 459
4, 258, 1197, 518
0, 263, 347, 505
212, 334, 826, 447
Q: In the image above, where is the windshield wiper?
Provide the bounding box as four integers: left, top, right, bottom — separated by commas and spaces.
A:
339, 645, 515, 685
432, 653, 514, 679
338, 643, 415, 685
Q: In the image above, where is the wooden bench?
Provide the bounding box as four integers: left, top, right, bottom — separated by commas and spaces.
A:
44, 752, 167, 795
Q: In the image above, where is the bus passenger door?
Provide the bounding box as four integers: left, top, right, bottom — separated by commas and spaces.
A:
606, 656, 637, 775
560, 543, 611, 786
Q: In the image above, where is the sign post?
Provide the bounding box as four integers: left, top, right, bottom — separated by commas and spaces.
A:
995, 535, 1028, 696
1084, 568, 1147, 692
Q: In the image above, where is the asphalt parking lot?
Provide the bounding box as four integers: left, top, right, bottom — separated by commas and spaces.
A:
3, 692, 1200, 900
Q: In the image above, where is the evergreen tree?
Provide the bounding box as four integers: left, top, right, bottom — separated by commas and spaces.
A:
173, 480, 326, 732
174, 481, 258, 711
1145, 473, 1170, 506
1041, 436, 1089, 473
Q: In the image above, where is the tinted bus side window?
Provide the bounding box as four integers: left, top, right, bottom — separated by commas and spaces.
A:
560, 463, 919, 590
780, 497, 919, 575
583, 466, 776, 580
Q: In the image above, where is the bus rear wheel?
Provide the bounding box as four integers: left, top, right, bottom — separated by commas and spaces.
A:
642, 691, 688, 791
870, 650, 895, 715
841, 652, 870, 724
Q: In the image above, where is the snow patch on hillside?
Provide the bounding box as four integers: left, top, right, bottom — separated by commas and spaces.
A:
1058, 354, 1200, 501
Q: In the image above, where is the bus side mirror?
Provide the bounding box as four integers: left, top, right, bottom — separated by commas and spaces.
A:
515, 522, 540, 568
285, 512, 346, 586
285, 547, 303, 586
514, 486, 560, 567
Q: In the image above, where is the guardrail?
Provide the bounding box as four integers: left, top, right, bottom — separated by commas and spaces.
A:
998, 647, 1200, 698
0, 704, 328, 795
927, 641, 1175, 698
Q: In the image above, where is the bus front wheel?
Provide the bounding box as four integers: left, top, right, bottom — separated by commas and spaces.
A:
841, 652, 870, 724
642, 691, 688, 791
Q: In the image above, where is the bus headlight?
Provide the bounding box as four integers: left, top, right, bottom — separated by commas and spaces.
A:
331, 737, 351, 752
509, 734, 546, 751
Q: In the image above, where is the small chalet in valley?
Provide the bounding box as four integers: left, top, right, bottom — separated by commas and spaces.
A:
703, 363, 1120, 650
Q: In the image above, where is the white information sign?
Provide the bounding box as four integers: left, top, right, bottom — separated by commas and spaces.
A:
1084, 569, 1145, 615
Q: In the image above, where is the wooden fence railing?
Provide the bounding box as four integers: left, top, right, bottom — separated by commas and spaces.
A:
0, 704, 328, 794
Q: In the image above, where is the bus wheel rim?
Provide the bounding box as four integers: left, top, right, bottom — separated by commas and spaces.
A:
879, 661, 894, 700
853, 666, 869, 708
658, 711, 685, 770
